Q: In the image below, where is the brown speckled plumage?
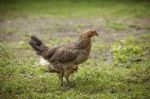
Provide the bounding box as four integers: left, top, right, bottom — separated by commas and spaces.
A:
29, 29, 98, 86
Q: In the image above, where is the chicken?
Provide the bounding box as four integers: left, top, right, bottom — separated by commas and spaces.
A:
29, 29, 98, 86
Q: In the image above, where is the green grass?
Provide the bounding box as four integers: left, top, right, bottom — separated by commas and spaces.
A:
0, 34, 150, 99
0, 0, 150, 99
0, 0, 150, 19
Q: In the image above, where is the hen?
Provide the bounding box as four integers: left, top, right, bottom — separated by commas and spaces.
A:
29, 29, 98, 86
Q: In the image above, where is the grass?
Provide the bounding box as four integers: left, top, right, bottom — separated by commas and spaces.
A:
0, 0, 150, 19
0, 0, 150, 99
0, 35, 150, 99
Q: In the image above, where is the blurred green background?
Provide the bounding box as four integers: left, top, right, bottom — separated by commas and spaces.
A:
0, 0, 150, 19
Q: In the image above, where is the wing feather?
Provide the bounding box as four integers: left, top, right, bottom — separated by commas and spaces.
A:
50, 44, 79, 63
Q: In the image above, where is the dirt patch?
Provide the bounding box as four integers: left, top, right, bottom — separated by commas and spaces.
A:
0, 17, 150, 43
0, 31, 21, 42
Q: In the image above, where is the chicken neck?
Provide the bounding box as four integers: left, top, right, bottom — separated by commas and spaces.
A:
79, 36, 92, 49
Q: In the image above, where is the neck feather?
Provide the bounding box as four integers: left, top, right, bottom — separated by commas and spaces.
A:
78, 36, 91, 49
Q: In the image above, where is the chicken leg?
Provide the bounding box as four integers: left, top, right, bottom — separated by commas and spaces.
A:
59, 71, 64, 86
64, 65, 78, 85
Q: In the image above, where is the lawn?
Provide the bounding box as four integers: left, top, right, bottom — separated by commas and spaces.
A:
0, 0, 150, 99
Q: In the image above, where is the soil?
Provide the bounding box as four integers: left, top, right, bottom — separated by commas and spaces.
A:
0, 17, 149, 43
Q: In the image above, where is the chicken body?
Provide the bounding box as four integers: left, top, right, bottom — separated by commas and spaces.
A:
29, 29, 98, 86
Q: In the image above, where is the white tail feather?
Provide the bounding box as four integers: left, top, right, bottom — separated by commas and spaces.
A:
39, 57, 49, 65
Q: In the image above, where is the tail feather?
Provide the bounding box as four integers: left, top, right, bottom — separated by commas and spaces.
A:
31, 36, 42, 46
29, 36, 48, 54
